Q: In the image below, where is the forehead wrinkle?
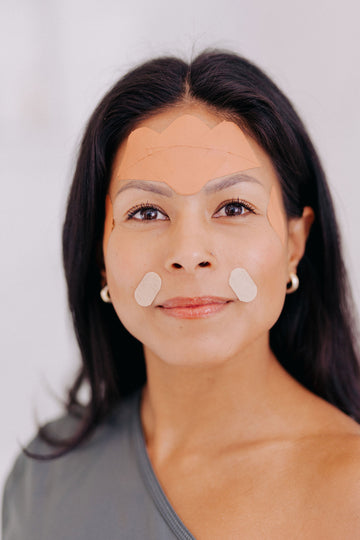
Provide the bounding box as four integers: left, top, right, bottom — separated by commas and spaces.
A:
115, 180, 174, 198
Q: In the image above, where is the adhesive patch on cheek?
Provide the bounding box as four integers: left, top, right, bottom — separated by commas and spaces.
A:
229, 268, 257, 303
267, 187, 287, 245
134, 272, 162, 307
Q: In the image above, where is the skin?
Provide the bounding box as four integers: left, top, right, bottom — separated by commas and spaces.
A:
114, 114, 261, 194
103, 103, 360, 539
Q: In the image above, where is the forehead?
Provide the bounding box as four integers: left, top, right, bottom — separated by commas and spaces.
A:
111, 110, 262, 195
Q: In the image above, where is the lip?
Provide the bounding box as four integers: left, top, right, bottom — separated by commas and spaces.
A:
158, 296, 232, 319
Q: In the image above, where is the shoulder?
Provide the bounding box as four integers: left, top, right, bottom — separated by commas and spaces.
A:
305, 395, 360, 488
2, 391, 140, 539
296, 420, 360, 536
4, 391, 138, 478
314, 434, 360, 536
288, 391, 360, 534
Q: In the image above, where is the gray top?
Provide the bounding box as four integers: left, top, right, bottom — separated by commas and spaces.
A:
2, 390, 196, 540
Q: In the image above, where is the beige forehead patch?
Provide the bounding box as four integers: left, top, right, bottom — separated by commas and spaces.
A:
116, 115, 260, 195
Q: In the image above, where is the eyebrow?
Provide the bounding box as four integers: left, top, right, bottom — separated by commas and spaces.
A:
203, 173, 263, 193
115, 180, 173, 198
115, 172, 263, 198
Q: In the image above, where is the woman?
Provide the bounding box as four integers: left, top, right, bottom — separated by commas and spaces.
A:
3, 50, 360, 539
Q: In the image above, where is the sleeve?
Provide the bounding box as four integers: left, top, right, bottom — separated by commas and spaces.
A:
2, 451, 31, 540
2, 413, 82, 540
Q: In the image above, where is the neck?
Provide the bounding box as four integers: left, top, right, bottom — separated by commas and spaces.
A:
140, 338, 304, 464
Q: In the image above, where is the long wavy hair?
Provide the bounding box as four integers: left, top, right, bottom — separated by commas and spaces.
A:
34, 49, 360, 458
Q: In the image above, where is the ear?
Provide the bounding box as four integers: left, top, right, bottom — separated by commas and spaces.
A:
287, 206, 314, 272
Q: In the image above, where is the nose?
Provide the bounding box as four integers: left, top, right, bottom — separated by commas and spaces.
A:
164, 220, 216, 274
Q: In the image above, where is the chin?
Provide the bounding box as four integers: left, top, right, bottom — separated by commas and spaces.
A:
144, 335, 254, 368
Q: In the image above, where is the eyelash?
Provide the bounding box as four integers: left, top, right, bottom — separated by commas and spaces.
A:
126, 202, 168, 221
214, 198, 256, 217
126, 199, 256, 221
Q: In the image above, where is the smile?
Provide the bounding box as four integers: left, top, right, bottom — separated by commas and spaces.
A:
158, 297, 232, 319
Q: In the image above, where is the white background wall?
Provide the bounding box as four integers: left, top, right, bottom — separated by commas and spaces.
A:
1, 0, 359, 498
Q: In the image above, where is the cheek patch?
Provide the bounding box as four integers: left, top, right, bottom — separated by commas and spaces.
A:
135, 272, 162, 307
229, 268, 257, 303
267, 187, 287, 245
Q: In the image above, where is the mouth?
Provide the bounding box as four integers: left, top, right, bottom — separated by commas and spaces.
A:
157, 296, 233, 319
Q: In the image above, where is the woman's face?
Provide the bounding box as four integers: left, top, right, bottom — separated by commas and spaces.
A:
103, 103, 308, 366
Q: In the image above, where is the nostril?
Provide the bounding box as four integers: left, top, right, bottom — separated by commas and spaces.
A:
170, 260, 211, 270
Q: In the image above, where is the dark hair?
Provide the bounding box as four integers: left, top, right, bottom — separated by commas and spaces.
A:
34, 49, 360, 458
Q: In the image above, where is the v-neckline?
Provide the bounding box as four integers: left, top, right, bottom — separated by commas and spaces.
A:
132, 390, 196, 540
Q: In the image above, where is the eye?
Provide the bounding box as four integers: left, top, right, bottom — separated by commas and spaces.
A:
127, 203, 168, 221
213, 199, 255, 218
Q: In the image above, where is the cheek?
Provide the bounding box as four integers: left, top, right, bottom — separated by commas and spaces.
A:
224, 225, 288, 312
105, 229, 148, 301
251, 241, 288, 324
104, 234, 157, 336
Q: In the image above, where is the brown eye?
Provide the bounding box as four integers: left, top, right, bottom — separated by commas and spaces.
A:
224, 202, 246, 216
214, 199, 255, 218
127, 204, 168, 221
139, 208, 159, 220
